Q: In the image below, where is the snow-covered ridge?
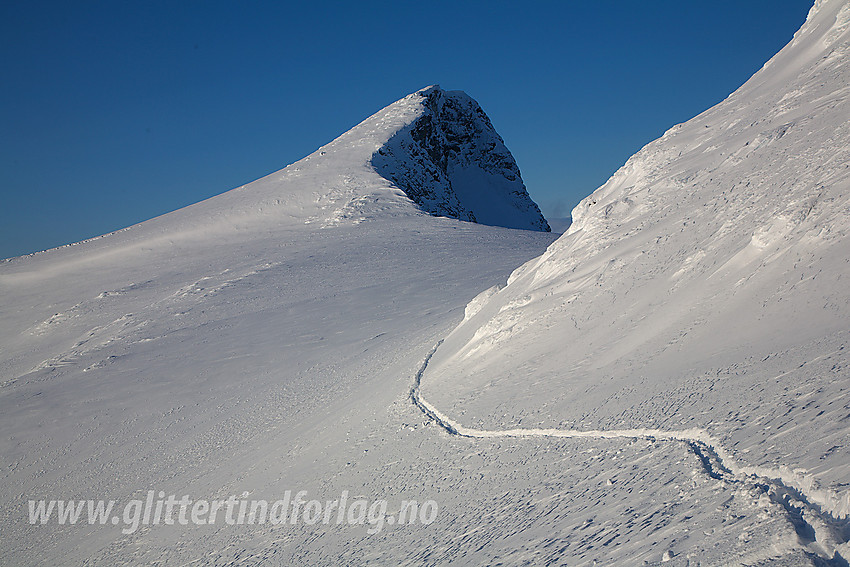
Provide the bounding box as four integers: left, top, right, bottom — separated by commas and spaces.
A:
420, 0, 850, 522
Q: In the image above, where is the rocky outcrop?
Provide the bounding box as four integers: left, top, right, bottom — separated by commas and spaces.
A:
372, 86, 550, 232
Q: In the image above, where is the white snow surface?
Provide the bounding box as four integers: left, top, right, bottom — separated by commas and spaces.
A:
3, 2, 850, 565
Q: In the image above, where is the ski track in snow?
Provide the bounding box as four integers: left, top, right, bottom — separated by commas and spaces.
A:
411, 340, 850, 565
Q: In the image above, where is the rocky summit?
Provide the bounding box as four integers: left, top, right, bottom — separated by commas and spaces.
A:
373, 86, 550, 232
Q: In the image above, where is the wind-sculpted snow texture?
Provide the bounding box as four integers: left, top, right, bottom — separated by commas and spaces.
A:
372, 86, 550, 232
421, 0, 850, 562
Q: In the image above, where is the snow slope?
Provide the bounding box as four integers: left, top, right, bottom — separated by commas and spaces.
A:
421, 0, 850, 560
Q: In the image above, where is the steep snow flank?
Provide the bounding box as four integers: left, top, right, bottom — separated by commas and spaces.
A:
421, 0, 850, 525
372, 86, 550, 232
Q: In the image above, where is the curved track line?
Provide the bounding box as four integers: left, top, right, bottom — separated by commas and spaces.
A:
410, 340, 850, 565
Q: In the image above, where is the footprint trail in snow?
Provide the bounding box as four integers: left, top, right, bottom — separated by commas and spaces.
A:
410, 340, 850, 565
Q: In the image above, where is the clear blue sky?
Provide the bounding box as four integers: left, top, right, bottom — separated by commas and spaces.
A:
1, 0, 814, 258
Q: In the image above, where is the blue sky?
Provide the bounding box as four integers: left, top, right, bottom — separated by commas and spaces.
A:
1, 0, 813, 258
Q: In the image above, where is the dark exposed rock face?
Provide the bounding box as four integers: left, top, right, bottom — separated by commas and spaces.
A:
372, 86, 550, 232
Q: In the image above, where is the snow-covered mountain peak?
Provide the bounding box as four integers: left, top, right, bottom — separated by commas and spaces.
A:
3, 85, 548, 267
188, 83, 549, 233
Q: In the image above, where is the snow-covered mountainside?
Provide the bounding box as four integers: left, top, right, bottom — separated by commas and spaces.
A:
373, 86, 550, 231
422, 0, 850, 559
0, 85, 557, 565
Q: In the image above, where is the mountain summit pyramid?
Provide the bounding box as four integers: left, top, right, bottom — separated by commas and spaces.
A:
1, 85, 546, 265
36, 84, 548, 259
